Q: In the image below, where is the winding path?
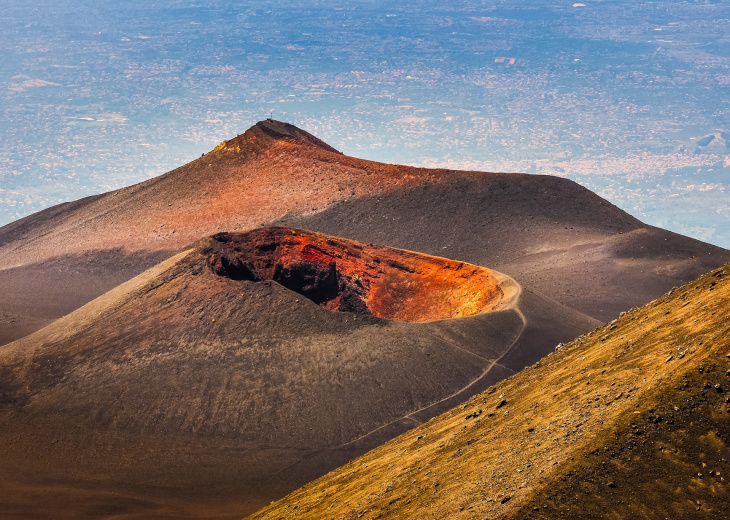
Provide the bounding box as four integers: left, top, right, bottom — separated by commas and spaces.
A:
263, 270, 530, 483
339, 271, 527, 449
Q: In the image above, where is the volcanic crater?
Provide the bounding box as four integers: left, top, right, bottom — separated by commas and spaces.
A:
205, 227, 503, 321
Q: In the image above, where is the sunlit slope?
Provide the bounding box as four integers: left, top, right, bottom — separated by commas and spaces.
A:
0, 120, 426, 263
249, 262, 730, 520
0, 229, 597, 519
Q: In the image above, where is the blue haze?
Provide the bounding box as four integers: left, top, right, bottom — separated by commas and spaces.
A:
0, 0, 728, 246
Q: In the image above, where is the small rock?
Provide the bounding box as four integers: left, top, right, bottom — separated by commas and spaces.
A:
496, 399, 508, 409
501, 496, 511, 504
665, 355, 674, 363
607, 481, 616, 488
715, 384, 723, 393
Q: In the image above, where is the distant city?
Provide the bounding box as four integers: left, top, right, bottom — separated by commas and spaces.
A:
1, 0, 728, 246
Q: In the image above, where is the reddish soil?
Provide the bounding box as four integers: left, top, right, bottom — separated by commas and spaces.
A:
206, 228, 502, 321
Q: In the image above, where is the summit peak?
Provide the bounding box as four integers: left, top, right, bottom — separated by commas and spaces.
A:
238, 119, 342, 154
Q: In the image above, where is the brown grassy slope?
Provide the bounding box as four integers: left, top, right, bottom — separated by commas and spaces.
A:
248, 262, 730, 520
0, 229, 597, 519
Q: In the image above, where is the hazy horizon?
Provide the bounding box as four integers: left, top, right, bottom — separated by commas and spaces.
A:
1, 0, 728, 246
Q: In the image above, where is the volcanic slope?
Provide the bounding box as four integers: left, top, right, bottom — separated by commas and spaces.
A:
249, 262, 730, 520
2, 120, 728, 344
0, 228, 598, 519
280, 179, 730, 321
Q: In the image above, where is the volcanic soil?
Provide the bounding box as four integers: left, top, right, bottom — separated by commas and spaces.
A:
249, 262, 730, 520
1, 120, 728, 344
0, 228, 597, 519
280, 178, 729, 321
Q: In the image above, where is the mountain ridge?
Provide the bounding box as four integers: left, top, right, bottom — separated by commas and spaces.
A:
0, 120, 728, 344
236, 118, 344, 154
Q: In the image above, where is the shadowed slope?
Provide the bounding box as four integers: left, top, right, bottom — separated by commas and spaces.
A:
0, 229, 597, 519
0, 249, 171, 346
281, 179, 730, 320
248, 262, 730, 520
